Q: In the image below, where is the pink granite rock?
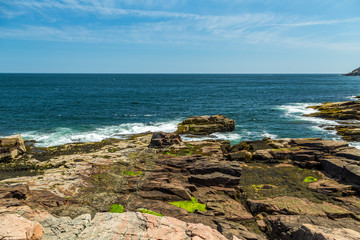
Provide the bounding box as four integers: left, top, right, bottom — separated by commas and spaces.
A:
0, 214, 43, 240
78, 212, 227, 240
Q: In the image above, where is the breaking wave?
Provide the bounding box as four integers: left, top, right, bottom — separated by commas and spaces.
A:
21, 120, 180, 147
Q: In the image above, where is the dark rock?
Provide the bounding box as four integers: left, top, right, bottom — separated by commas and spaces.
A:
344, 164, 360, 185
189, 172, 241, 187
321, 157, 360, 185
321, 158, 347, 178
148, 132, 182, 148
247, 140, 272, 151
189, 161, 242, 177
176, 115, 235, 135
265, 215, 360, 240
291, 154, 316, 162
0, 184, 29, 200
335, 148, 360, 161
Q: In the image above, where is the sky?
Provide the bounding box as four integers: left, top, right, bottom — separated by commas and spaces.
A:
0, 0, 360, 73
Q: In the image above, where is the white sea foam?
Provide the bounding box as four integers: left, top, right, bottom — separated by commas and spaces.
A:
260, 131, 278, 139
211, 132, 242, 141
21, 120, 180, 147
277, 103, 339, 126
181, 132, 242, 142
346, 96, 357, 100
349, 142, 360, 150
182, 130, 278, 143
276, 102, 346, 144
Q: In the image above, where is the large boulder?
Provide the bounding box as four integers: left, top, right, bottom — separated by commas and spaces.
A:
176, 115, 235, 135
0, 134, 26, 160
148, 132, 182, 148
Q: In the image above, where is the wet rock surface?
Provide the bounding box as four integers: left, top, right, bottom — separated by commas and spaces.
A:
176, 115, 235, 135
1, 133, 360, 239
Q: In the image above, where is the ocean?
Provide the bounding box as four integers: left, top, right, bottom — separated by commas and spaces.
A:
1, 74, 359, 147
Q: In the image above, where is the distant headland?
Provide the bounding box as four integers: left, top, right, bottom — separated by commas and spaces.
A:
343, 66, 360, 76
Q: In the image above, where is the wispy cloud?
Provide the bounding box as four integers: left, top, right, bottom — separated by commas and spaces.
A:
1, 0, 360, 52
2, 0, 198, 18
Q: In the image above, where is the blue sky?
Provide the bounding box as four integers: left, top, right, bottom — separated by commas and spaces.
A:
1, 0, 360, 73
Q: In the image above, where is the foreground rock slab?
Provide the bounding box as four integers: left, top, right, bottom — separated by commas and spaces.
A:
78, 212, 227, 240
2, 134, 360, 239
0, 214, 44, 240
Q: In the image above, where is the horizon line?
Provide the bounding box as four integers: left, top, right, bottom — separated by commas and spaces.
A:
0, 72, 346, 75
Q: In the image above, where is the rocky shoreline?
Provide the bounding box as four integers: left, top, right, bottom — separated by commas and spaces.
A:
305, 100, 360, 142
1, 115, 360, 239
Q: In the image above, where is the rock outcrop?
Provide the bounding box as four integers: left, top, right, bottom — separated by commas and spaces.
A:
0, 134, 26, 160
343, 66, 360, 76
1, 134, 360, 239
176, 115, 235, 135
305, 101, 360, 142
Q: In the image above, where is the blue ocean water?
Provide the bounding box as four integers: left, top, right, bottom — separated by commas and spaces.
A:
1, 74, 359, 147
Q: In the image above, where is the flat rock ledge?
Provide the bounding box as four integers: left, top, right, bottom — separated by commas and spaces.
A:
176, 115, 235, 135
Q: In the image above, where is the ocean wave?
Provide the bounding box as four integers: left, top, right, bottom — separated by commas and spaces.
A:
181, 132, 242, 142
277, 103, 339, 126
21, 120, 180, 147
181, 130, 278, 143
346, 96, 357, 100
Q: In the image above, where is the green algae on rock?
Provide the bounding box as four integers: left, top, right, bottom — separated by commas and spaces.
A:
304, 176, 318, 183
240, 163, 325, 202
123, 170, 143, 176
169, 197, 207, 213
138, 208, 163, 217
110, 204, 124, 213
